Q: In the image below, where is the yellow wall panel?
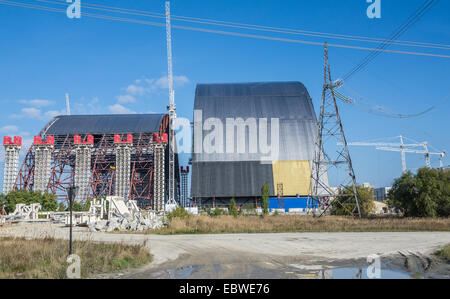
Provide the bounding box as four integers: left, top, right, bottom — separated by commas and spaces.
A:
272, 160, 311, 196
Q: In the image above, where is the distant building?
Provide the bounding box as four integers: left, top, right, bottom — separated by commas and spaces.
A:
374, 187, 392, 202
362, 183, 375, 201
362, 182, 374, 189
373, 200, 388, 214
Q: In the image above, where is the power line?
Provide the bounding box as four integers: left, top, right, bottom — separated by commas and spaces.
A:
343, 0, 440, 81
35, 0, 450, 51
1, 0, 449, 59
1, 0, 448, 118
343, 0, 436, 80
317, 0, 445, 120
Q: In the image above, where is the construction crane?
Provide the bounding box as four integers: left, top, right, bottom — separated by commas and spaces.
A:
376, 144, 447, 169
165, 1, 177, 208
331, 78, 447, 171
343, 136, 446, 173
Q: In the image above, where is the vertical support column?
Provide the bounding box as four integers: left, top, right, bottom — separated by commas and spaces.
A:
153, 133, 167, 211
165, 1, 177, 207
180, 166, 189, 207
277, 183, 284, 210
74, 135, 93, 203
33, 136, 54, 192
114, 134, 132, 199
2, 136, 21, 194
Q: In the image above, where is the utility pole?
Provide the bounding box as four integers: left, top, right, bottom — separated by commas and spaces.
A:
308, 43, 361, 218
165, 1, 177, 209
66, 185, 78, 255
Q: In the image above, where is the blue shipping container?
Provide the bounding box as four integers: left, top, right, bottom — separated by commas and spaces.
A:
269, 197, 309, 212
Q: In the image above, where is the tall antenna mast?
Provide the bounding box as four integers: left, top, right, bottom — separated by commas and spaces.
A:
308, 43, 361, 218
65, 93, 71, 116
165, 1, 177, 207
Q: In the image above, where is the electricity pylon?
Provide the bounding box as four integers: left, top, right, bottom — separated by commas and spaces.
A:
307, 43, 361, 218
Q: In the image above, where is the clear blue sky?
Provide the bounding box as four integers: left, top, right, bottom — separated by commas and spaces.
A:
0, 0, 449, 188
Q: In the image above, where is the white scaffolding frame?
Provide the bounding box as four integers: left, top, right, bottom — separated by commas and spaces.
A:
3, 144, 21, 194
33, 144, 53, 192
114, 143, 132, 199
153, 143, 166, 211
74, 144, 93, 202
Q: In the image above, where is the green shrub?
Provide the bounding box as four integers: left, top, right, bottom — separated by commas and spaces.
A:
241, 204, 256, 215
331, 185, 375, 218
0, 190, 58, 213
167, 206, 190, 222
436, 245, 450, 261
388, 168, 450, 217
210, 207, 227, 217
261, 183, 270, 216
229, 198, 238, 218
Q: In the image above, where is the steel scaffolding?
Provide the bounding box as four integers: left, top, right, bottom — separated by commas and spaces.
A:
180, 166, 189, 207
114, 134, 132, 199
33, 136, 54, 192
277, 183, 284, 210
74, 135, 93, 203
2, 136, 21, 194
14, 115, 177, 210
153, 135, 167, 211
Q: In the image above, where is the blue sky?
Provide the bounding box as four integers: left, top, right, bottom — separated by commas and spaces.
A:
0, 0, 449, 188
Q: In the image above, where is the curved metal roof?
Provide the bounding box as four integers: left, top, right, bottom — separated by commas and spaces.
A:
45, 114, 166, 135
193, 81, 317, 162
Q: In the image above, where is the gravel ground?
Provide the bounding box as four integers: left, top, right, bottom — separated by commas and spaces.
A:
1, 223, 449, 279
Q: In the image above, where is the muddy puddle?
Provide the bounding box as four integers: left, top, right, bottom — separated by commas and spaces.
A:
124, 261, 448, 279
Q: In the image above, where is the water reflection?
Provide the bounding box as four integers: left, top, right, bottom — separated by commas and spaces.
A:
316, 267, 411, 279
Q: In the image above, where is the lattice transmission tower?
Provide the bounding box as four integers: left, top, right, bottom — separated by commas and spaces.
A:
307, 44, 361, 218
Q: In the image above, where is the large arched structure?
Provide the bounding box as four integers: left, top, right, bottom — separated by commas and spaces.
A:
191, 81, 321, 207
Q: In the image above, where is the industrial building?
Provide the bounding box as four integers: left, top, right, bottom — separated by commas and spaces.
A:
4, 114, 180, 210
191, 81, 318, 208
374, 187, 392, 202
3, 82, 320, 211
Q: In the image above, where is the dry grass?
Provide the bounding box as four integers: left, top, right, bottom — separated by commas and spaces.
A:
0, 237, 151, 279
436, 244, 450, 261
146, 215, 450, 235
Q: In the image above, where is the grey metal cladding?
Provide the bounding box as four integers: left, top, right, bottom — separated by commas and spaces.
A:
192, 82, 318, 198
191, 161, 274, 198
193, 82, 317, 162
196, 81, 310, 99
195, 82, 315, 120
45, 114, 166, 135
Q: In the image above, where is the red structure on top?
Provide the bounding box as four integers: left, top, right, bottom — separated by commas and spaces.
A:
114, 134, 133, 144
3, 136, 22, 146
74, 135, 94, 145
180, 166, 190, 173
152, 133, 168, 144
33, 136, 54, 145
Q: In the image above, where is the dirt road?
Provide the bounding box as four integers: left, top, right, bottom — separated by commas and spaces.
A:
1, 223, 449, 278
